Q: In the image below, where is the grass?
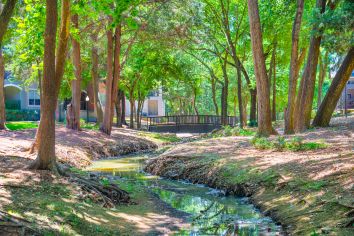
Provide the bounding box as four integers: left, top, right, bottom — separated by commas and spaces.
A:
138, 132, 182, 143
6, 121, 38, 130
250, 136, 328, 151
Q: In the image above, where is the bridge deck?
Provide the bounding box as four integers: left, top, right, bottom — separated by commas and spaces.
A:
147, 115, 238, 133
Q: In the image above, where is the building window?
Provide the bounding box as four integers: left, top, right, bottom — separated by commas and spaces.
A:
348, 94, 352, 99
29, 89, 40, 106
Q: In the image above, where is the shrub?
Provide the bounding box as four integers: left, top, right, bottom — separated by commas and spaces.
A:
286, 137, 303, 151
251, 136, 328, 152
251, 136, 273, 149
5, 109, 40, 121
272, 136, 286, 151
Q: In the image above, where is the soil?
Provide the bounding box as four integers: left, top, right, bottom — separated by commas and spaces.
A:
145, 117, 354, 235
0, 125, 158, 168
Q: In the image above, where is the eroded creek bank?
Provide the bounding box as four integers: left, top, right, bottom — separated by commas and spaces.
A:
88, 152, 283, 235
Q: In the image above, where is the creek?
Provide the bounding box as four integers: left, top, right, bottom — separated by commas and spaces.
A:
87, 152, 283, 235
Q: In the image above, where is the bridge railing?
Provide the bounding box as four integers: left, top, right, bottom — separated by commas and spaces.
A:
148, 115, 238, 127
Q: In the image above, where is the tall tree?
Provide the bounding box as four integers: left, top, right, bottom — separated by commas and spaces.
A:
313, 47, 354, 127
29, 0, 70, 170
90, 29, 103, 125
66, 13, 82, 130
294, 0, 326, 132
0, 0, 18, 130
247, 0, 274, 136
100, 23, 121, 135
284, 0, 305, 134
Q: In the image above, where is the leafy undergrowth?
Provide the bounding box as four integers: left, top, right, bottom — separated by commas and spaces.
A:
6, 121, 38, 130
251, 136, 328, 151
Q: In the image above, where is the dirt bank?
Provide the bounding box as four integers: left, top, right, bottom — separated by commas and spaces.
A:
145, 125, 354, 235
0, 126, 158, 168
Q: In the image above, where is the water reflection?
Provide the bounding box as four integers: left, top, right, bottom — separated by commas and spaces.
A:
87, 154, 282, 235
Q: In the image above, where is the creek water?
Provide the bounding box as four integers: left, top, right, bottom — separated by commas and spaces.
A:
87, 153, 283, 235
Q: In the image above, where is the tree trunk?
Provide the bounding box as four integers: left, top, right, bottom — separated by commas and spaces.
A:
91, 30, 103, 125
0, 0, 17, 130
115, 91, 122, 127
317, 51, 327, 108
220, 57, 229, 126
100, 25, 114, 134
237, 67, 244, 128
192, 88, 199, 116
0, 50, 5, 130
129, 96, 134, 129
211, 77, 219, 115
284, 0, 305, 134
313, 47, 354, 127
67, 13, 82, 130
0, 0, 17, 47
121, 92, 127, 125
294, 0, 326, 132
272, 43, 277, 121
30, 0, 70, 171
249, 89, 257, 126
100, 23, 121, 135
247, 0, 275, 136
29, 0, 70, 156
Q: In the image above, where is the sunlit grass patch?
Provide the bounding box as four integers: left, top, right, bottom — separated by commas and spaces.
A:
138, 131, 182, 143
6, 121, 38, 130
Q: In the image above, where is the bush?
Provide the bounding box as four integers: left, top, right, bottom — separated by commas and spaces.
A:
5, 109, 40, 121
272, 136, 286, 151
286, 137, 303, 151
251, 136, 273, 149
251, 136, 328, 152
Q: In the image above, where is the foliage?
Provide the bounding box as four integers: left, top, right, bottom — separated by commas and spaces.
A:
5, 109, 40, 121
251, 136, 328, 152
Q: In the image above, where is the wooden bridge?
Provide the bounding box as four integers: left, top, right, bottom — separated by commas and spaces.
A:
147, 115, 238, 133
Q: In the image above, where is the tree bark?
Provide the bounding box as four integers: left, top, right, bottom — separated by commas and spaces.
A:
100, 23, 121, 135
67, 13, 82, 130
313, 47, 354, 127
237, 67, 244, 128
121, 92, 127, 125
247, 0, 275, 136
284, 0, 305, 134
0, 50, 5, 130
91, 29, 103, 125
115, 92, 122, 127
220, 56, 229, 126
249, 89, 257, 126
30, 0, 70, 171
0, 0, 17, 47
294, 0, 326, 132
129, 95, 134, 129
317, 51, 327, 108
211, 76, 219, 115
192, 88, 199, 116
272, 43, 277, 121
0, 0, 17, 130
100, 25, 114, 134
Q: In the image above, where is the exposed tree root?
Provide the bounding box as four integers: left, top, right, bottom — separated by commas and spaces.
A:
27, 160, 131, 207
61, 169, 131, 207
